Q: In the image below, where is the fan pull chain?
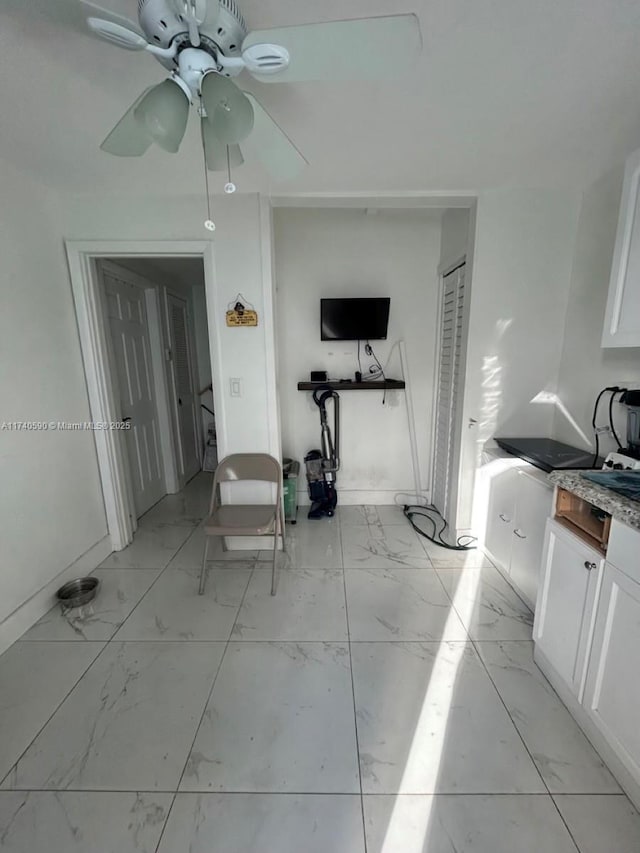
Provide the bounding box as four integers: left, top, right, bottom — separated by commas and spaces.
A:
225, 146, 237, 194
200, 100, 216, 232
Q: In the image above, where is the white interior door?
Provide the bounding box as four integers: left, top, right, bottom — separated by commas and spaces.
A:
166, 292, 201, 483
102, 265, 166, 518
432, 263, 467, 522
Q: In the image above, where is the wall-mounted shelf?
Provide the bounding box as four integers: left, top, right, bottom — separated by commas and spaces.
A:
297, 380, 406, 391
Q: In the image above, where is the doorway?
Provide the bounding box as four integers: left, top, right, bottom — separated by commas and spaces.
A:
99, 257, 211, 525
66, 241, 222, 552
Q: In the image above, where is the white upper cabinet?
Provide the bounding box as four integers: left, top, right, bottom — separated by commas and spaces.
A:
603, 147, 640, 347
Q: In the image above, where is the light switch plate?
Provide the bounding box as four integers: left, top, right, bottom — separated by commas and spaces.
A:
230, 378, 242, 398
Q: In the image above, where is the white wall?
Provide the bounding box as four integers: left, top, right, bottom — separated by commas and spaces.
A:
460, 188, 581, 531
0, 159, 108, 633
54, 192, 279, 463
274, 208, 442, 504
554, 165, 640, 454
440, 209, 471, 269
1, 187, 279, 645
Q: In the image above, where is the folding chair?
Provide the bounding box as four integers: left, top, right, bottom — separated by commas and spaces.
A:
199, 453, 286, 596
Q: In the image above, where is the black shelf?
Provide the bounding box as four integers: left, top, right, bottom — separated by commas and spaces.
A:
297, 380, 406, 391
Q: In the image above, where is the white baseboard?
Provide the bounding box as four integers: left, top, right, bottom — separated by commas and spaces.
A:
297, 490, 429, 507
0, 536, 112, 657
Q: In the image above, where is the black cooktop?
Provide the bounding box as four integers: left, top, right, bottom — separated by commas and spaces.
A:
495, 437, 601, 473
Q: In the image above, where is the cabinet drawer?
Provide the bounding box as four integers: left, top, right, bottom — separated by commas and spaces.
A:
606, 519, 640, 583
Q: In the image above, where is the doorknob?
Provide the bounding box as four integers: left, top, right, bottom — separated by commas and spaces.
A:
499, 513, 511, 523
468, 417, 478, 428
122, 417, 132, 423
514, 529, 527, 539
584, 561, 597, 571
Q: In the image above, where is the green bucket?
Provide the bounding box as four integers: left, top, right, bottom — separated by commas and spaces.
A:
282, 458, 300, 524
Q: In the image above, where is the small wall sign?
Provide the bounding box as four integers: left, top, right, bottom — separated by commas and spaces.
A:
226, 294, 258, 327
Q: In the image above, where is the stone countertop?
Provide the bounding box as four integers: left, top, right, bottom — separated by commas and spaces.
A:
548, 470, 640, 532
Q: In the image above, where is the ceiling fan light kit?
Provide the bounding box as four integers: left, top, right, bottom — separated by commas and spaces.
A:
134, 78, 190, 152
83, 0, 422, 226
200, 70, 254, 143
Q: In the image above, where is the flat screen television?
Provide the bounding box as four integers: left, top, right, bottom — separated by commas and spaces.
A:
321, 297, 390, 341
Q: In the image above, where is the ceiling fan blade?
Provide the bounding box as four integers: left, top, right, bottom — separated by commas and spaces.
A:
100, 89, 154, 157
201, 73, 254, 144
80, 1, 145, 38
242, 94, 307, 182
87, 19, 149, 51
242, 14, 422, 83
201, 120, 244, 171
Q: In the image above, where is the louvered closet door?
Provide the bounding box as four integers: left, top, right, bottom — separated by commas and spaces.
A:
167, 293, 201, 483
432, 264, 466, 521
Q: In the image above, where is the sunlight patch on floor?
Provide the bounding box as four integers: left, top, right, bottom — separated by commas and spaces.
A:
379, 565, 481, 852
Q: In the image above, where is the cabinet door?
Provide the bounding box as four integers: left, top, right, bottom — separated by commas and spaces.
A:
484, 467, 518, 572
584, 562, 640, 781
602, 147, 640, 347
534, 519, 603, 699
510, 472, 554, 609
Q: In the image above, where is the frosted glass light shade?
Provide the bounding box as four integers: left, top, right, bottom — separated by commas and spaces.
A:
101, 87, 154, 157
134, 79, 190, 153
201, 72, 254, 144
201, 119, 244, 171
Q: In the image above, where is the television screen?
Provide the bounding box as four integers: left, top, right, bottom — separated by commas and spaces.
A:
321, 298, 390, 341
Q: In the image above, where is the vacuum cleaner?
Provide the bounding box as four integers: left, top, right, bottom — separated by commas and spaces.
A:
305, 386, 340, 519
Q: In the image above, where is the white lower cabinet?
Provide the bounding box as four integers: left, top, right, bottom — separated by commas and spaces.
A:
534, 513, 640, 807
484, 464, 553, 609
485, 467, 518, 571
534, 519, 603, 700
510, 473, 554, 607
583, 560, 640, 783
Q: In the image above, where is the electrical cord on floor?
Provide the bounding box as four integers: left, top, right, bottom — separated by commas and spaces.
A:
404, 504, 477, 551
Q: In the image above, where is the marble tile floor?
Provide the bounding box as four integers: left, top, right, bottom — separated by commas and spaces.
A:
1, 482, 639, 851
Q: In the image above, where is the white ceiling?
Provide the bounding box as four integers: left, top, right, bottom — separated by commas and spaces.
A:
2, 0, 640, 195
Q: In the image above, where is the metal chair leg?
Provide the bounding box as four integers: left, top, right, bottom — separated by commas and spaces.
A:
199, 536, 211, 595
271, 518, 279, 596
280, 505, 287, 553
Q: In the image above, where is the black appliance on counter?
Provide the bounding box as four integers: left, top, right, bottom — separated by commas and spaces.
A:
494, 437, 601, 473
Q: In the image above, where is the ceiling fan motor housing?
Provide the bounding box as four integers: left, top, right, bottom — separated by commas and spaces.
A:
138, 0, 248, 69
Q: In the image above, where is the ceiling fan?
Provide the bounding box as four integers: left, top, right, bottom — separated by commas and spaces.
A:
82, 0, 422, 184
